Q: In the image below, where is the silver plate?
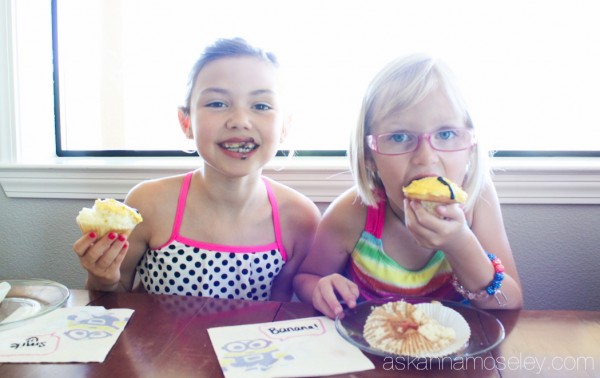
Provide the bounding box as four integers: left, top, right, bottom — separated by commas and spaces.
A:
0, 279, 70, 331
335, 297, 505, 363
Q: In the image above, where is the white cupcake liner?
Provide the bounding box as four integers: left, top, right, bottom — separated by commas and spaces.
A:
413, 301, 471, 358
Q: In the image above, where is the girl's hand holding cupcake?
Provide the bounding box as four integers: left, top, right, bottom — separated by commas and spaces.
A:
405, 198, 472, 253
73, 199, 143, 291
403, 176, 471, 251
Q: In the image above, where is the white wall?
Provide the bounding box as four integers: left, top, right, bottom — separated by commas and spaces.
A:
0, 189, 598, 310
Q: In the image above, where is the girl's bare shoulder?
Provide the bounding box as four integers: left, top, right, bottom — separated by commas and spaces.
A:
321, 186, 368, 234
264, 177, 321, 227
125, 174, 187, 217
308, 187, 367, 257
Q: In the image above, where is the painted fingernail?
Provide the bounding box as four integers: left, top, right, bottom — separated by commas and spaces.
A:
118, 234, 126, 242
89, 232, 96, 239
108, 232, 116, 240
121, 242, 129, 250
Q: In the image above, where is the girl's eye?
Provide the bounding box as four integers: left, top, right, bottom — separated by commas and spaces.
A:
253, 103, 272, 111
436, 129, 458, 140
388, 133, 412, 143
205, 101, 227, 108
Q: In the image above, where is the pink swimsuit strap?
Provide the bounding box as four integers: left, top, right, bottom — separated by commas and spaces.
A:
168, 172, 288, 260
364, 200, 386, 238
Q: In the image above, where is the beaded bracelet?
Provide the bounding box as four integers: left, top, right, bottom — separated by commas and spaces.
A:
452, 253, 508, 306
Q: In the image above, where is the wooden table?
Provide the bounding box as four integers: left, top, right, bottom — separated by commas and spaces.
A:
1, 290, 599, 377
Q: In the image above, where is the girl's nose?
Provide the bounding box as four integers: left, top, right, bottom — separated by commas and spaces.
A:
226, 107, 252, 130
411, 135, 439, 165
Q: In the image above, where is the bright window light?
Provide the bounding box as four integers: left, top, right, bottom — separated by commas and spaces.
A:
22, 0, 600, 155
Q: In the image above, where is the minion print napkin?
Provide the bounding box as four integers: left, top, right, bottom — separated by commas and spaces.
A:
208, 316, 374, 378
0, 306, 134, 363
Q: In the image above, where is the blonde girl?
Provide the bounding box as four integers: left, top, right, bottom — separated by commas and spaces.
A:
294, 54, 523, 318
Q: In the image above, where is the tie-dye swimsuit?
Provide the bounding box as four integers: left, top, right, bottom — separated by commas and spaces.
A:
137, 172, 287, 300
347, 197, 462, 301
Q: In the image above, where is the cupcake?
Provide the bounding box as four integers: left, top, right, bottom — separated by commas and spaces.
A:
402, 176, 467, 214
363, 300, 456, 356
76, 198, 143, 238
363, 300, 470, 358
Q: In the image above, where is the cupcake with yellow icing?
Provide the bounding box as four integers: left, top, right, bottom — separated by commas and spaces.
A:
403, 176, 467, 213
76, 198, 143, 238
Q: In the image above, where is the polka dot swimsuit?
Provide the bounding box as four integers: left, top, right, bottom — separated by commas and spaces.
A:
137, 172, 287, 300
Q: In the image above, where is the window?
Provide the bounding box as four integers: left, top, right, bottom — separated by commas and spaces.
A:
48, 0, 600, 157
1, 0, 600, 203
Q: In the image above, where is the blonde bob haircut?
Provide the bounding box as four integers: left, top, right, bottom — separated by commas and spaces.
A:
349, 54, 487, 210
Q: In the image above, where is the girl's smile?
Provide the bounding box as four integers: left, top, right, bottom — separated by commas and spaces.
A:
185, 56, 285, 173
218, 137, 259, 160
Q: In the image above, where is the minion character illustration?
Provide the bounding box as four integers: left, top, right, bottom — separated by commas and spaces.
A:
220, 338, 293, 372
63, 313, 127, 340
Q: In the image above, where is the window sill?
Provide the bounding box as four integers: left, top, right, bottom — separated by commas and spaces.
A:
1, 156, 600, 204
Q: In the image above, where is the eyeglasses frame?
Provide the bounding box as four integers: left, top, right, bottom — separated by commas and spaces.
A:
366, 128, 477, 156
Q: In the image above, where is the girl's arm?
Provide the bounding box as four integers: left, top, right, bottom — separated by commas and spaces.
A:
74, 182, 154, 292
451, 176, 523, 309
406, 176, 523, 309
118, 178, 177, 292
269, 187, 321, 302
293, 189, 363, 318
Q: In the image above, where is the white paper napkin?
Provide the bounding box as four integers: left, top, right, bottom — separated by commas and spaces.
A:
208, 316, 374, 378
0, 306, 134, 363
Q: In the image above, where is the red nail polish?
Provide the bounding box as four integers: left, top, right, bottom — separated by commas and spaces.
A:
108, 232, 116, 240
89, 232, 96, 239
118, 234, 126, 242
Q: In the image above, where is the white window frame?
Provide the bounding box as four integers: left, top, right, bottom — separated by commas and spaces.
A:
1, 0, 600, 204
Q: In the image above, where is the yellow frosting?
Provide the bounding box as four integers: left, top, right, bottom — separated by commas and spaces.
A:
402, 177, 467, 204
94, 199, 143, 222
77, 198, 143, 230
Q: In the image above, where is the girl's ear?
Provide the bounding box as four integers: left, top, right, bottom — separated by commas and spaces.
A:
364, 147, 376, 170
280, 114, 292, 144
365, 154, 380, 180
178, 108, 193, 139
